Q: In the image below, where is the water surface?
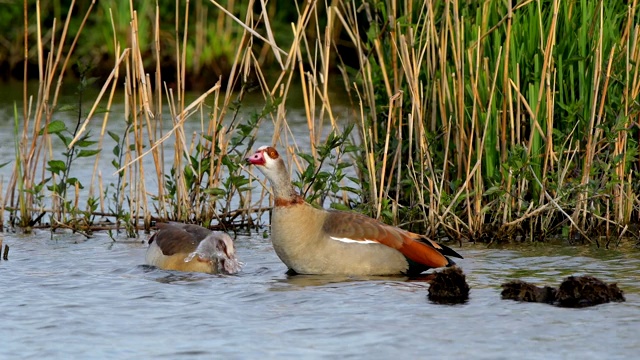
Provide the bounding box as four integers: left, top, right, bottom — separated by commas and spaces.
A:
1, 231, 638, 359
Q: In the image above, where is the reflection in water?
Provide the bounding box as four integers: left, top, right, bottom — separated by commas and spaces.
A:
0, 233, 638, 359
273, 273, 410, 289
139, 264, 240, 284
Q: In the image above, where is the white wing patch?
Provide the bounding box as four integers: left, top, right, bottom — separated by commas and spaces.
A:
330, 236, 378, 244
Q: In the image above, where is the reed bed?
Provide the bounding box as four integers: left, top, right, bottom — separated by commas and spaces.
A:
2, 0, 639, 246
335, 0, 640, 245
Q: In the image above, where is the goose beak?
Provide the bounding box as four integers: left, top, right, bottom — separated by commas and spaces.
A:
245, 151, 265, 166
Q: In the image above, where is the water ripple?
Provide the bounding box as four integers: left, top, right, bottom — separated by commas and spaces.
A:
0, 235, 638, 358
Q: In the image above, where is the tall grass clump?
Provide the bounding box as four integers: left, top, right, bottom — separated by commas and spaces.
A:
3, 0, 640, 247
4, 0, 356, 237
333, 0, 640, 245
3, 1, 238, 235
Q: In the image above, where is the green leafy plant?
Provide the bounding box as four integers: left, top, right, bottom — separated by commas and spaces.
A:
44, 66, 101, 231
105, 122, 136, 237
293, 124, 359, 210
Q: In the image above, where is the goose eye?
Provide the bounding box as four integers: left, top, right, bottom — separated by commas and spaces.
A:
268, 147, 278, 159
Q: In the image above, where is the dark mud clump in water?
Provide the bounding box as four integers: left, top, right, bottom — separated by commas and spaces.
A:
501, 275, 625, 308
428, 267, 470, 305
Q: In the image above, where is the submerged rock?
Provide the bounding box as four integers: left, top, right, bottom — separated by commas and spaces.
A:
501, 275, 625, 308
428, 267, 470, 305
556, 276, 625, 308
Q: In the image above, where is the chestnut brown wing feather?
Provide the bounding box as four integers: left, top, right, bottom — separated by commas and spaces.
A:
323, 210, 405, 248
323, 210, 462, 268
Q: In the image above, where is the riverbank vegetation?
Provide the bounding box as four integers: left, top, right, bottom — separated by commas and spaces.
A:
2, 0, 639, 247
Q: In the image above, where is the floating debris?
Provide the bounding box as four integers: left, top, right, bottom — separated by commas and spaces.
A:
501, 275, 625, 308
428, 267, 470, 305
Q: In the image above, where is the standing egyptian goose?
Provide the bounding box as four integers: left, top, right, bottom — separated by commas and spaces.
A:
146, 222, 242, 274
246, 146, 463, 275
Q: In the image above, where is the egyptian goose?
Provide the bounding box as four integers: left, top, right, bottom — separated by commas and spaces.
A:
146, 222, 242, 274
246, 146, 463, 275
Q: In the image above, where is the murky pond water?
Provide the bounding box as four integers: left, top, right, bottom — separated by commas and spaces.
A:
1, 231, 638, 359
